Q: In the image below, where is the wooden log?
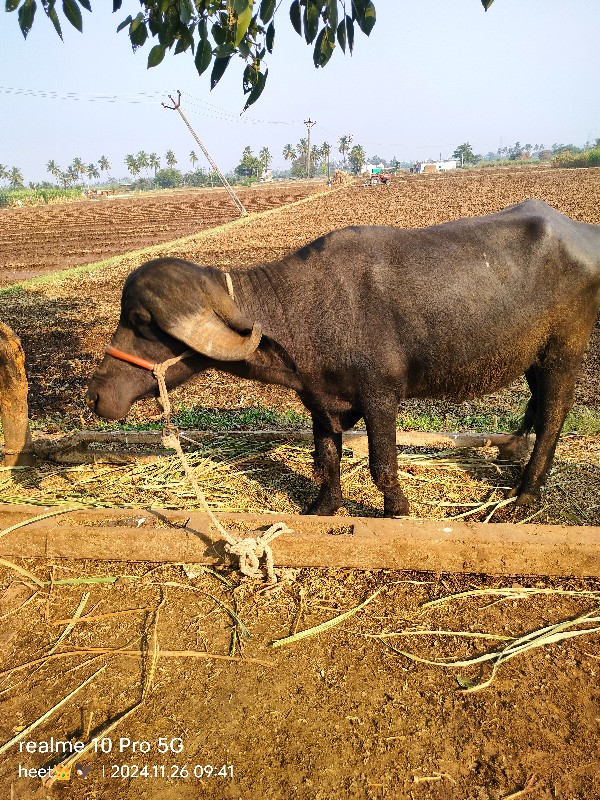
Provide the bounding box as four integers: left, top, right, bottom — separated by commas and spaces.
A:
0, 504, 597, 578
28, 428, 534, 464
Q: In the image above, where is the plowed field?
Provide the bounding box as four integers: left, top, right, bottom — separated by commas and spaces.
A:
1, 167, 599, 800
0, 181, 323, 285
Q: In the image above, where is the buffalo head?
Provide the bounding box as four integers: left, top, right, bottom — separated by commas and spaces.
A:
86, 258, 262, 420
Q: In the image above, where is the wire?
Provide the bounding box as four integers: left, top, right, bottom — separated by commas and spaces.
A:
0, 85, 166, 104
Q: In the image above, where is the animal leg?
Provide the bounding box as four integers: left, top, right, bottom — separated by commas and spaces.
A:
499, 367, 538, 460
305, 417, 343, 515
511, 350, 581, 505
364, 397, 409, 517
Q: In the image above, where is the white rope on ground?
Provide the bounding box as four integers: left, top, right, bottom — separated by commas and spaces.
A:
152, 356, 292, 584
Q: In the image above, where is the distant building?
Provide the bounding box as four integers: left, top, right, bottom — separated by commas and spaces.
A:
364, 162, 386, 175
411, 159, 458, 174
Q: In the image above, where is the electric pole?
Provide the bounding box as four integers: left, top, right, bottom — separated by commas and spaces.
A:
163, 90, 248, 217
304, 118, 316, 179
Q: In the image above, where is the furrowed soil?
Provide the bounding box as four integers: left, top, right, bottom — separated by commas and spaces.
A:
0, 168, 599, 800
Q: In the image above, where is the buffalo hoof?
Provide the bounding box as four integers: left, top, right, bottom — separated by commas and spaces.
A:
383, 495, 410, 518
303, 495, 342, 516
514, 490, 541, 507
508, 485, 541, 506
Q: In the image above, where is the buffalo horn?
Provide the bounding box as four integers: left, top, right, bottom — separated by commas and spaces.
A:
160, 308, 262, 362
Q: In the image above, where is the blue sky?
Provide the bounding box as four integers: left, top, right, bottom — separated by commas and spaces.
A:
0, 0, 598, 183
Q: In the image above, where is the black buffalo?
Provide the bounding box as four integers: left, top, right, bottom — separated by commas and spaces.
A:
87, 200, 600, 516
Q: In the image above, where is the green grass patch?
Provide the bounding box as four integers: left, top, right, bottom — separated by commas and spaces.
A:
0, 188, 84, 208
28, 403, 600, 438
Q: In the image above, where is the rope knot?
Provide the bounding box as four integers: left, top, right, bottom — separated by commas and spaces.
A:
225, 523, 292, 584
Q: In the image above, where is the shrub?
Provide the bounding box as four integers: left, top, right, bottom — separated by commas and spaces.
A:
154, 167, 183, 188
553, 147, 600, 168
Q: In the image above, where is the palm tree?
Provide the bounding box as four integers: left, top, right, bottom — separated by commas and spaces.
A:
189, 150, 198, 170
0, 164, 7, 184
258, 147, 272, 177
338, 135, 353, 168
125, 154, 140, 178
320, 142, 331, 179
87, 163, 100, 183
46, 159, 61, 183
65, 165, 80, 187
8, 166, 24, 188
310, 145, 321, 177
149, 153, 161, 176
70, 158, 86, 185
283, 144, 296, 164
296, 137, 309, 160
137, 150, 150, 178
165, 150, 177, 168
98, 155, 111, 175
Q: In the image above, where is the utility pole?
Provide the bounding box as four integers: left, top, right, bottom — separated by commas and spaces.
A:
163, 90, 247, 217
304, 118, 316, 180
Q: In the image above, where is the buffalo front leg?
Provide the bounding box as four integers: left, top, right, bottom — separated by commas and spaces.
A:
305, 417, 343, 515
364, 396, 409, 517
0, 321, 34, 466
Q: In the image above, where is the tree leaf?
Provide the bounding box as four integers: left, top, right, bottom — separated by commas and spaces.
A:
482, 0, 494, 8
326, 0, 337, 30
243, 67, 267, 110
76, 0, 91, 11
259, 0, 275, 24
289, 0, 301, 36
266, 19, 274, 52
336, 18, 346, 52
212, 21, 226, 45
45, 2, 63, 38
313, 24, 334, 68
112, 0, 122, 10
147, 43, 166, 67
346, 14, 354, 52
6, 0, 21, 10
356, 0, 375, 35
116, 14, 132, 32
210, 55, 232, 89
303, 0, 319, 43
194, 34, 212, 73
62, 0, 82, 31
234, 2, 253, 46
18, 0, 36, 38
178, 0, 195, 25
214, 42, 235, 57
129, 17, 148, 48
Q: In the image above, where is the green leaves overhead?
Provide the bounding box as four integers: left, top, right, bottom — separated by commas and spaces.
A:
4, 1, 497, 107
5, 1, 380, 105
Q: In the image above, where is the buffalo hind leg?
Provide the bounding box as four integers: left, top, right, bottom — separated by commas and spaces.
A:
305, 417, 344, 515
364, 395, 409, 517
500, 366, 538, 460
511, 350, 581, 505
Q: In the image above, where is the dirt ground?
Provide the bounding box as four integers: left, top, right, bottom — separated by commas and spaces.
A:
0, 182, 323, 285
0, 168, 599, 799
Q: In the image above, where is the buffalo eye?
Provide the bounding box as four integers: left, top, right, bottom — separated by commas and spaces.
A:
128, 308, 152, 329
